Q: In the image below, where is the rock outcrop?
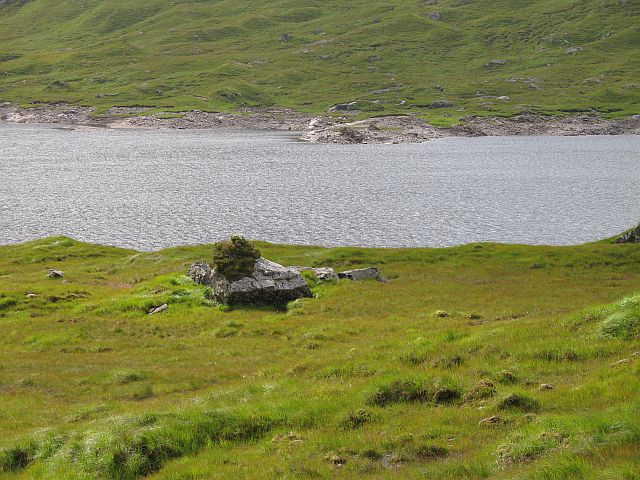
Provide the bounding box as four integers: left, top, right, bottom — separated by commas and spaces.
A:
189, 258, 312, 305
615, 225, 640, 244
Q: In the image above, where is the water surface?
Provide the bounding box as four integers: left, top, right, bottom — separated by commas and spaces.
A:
1, 122, 638, 250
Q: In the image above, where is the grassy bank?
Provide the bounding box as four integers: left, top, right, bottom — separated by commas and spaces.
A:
0, 0, 639, 125
0, 236, 639, 478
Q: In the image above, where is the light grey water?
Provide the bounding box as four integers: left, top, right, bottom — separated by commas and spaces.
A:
0, 122, 638, 250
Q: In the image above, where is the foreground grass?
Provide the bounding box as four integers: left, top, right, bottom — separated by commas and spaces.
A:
0, 236, 639, 479
0, 0, 639, 124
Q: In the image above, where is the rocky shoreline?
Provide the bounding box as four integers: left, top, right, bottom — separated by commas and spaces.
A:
1, 102, 638, 144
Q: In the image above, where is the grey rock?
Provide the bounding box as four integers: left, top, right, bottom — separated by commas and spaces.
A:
293, 266, 338, 281
149, 304, 169, 315
428, 12, 442, 20
368, 55, 382, 62
496, 96, 511, 101
189, 258, 312, 305
484, 59, 508, 68
429, 100, 454, 109
188, 262, 214, 284
281, 33, 293, 42
47, 269, 64, 279
565, 46, 582, 54
338, 267, 387, 282
615, 225, 640, 243
329, 102, 359, 112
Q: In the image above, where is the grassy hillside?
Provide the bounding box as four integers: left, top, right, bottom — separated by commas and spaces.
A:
0, 0, 639, 124
0, 236, 639, 479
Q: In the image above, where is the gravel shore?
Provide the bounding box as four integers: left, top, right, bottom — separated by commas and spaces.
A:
1, 103, 638, 143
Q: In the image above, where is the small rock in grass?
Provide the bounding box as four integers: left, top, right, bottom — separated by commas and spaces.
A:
47, 269, 64, 279
434, 310, 449, 318
429, 99, 454, 108
149, 304, 169, 315
479, 415, 502, 426
539, 383, 554, 391
612, 358, 631, 367
338, 267, 387, 282
326, 454, 346, 466
26, 293, 37, 298
272, 431, 303, 443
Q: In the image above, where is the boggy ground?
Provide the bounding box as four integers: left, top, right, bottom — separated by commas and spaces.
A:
1, 103, 639, 144
0, 236, 639, 479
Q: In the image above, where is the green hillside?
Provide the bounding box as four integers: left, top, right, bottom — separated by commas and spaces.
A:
0, 0, 639, 122
0, 236, 639, 479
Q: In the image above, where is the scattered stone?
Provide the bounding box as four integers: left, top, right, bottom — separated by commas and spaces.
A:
428, 12, 442, 20
329, 102, 359, 112
368, 54, 382, 62
293, 266, 339, 281
326, 454, 346, 466
188, 262, 214, 285
434, 310, 449, 318
615, 225, 640, 243
189, 257, 312, 306
339, 126, 367, 143
281, 33, 293, 42
429, 99, 454, 108
272, 431, 303, 443
496, 96, 511, 101
373, 17, 381, 23
539, 383, 554, 391
26, 293, 37, 299
47, 269, 64, 279
338, 267, 386, 282
565, 46, 582, 54
479, 415, 502, 426
484, 59, 509, 68
381, 453, 403, 469
149, 304, 169, 315
612, 358, 632, 367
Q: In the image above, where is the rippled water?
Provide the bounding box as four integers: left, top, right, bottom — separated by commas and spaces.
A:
0, 122, 638, 250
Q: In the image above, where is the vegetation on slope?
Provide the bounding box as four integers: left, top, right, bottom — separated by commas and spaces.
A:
0, 236, 639, 479
0, 0, 638, 123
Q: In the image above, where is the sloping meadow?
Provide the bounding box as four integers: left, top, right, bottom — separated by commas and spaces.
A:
0, 237, 638, 478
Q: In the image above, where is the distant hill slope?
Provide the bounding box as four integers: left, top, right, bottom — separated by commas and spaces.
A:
0, 0, 638, 121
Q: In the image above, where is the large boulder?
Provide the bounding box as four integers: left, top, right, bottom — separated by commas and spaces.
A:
189, 258, 312, 305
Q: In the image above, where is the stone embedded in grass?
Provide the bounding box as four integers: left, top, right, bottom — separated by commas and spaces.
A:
611, 358, 632, 367
148, 304, 168, 315
338, 267, 387, 282
479, 415, 503, 426
47, 269, 63, 279
539, 383, 554, 391
429, 100, 454, 109
271, 431, 303, 443
434, 310, 449, 318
